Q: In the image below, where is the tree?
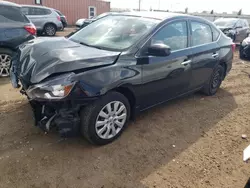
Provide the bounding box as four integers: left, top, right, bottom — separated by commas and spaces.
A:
238, 9, 242, 15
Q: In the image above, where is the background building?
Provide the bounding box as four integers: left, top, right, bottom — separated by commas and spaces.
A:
6, 0, 110, 25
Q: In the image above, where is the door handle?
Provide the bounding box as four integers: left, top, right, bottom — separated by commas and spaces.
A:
181, 60, 192, 66
212, 53, 219, 58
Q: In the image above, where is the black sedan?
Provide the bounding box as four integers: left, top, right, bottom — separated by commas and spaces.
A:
55, 9, 67, 29
11, 12, 234, 145
240, 36, 250, 59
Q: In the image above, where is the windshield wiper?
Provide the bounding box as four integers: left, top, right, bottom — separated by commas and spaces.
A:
79, 42, 105, 50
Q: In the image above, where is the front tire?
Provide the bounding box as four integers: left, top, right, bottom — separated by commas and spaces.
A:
0, 48, 13, 77
202, 65, 225, 96
80, 92, 130, 145
44, 24, 57, 36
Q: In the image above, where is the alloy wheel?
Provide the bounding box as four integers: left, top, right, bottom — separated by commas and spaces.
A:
45, 25, 56, 36
0, 54, 11, 77
95, 101, 127, 139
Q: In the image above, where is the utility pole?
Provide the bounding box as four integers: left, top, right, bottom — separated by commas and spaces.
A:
139, 0, 141, 11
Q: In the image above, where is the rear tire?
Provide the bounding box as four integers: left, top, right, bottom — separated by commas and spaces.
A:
0, 48, 13, 77
202, 65, 225, 96
80, 92, 130, 145
44, 24, 57, 36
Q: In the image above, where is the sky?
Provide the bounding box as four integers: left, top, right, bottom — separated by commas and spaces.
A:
109, 0, 250, 14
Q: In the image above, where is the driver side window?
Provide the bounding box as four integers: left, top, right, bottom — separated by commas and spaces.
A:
235, 21, 242, 28
151, 21, 188, 51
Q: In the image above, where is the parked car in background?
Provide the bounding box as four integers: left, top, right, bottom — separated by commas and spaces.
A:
0, 1, 36, 77
75, 18, 86, 28
76, 12, 116, 29
54, 9, 67, 30
11, 12, 234, 145
21, 5, 63, 36
214, 18, 250, 43
239, 36, 250, 59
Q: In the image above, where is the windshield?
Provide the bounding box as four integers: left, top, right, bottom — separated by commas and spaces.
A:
69, 15, 160, 51
214, 19, 237, 28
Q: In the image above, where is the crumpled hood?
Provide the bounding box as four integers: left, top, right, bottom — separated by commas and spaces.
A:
17, 37, 121, 84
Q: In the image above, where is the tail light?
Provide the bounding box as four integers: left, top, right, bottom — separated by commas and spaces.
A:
57, 16, 61, 21
232, 43, 236, 53
24, 24, 37, 35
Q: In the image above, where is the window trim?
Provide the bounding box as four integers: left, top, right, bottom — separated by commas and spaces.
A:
88, 6, 96, 19
35, 0, 42, 5
137, 18, 221, 58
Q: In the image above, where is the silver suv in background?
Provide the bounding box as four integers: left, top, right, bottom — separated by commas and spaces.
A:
21, 5, 63, 36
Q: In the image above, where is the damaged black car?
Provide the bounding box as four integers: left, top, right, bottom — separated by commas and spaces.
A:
240, 36, 250, 59
11, 12, 234, 145
214, 18, 250, 43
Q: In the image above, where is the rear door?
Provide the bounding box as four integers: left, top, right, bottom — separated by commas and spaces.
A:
0, 5, 31, 48
189, 20, 220, 89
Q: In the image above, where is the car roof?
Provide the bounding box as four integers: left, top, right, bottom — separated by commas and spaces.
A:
119, 11, 193, 20
21, 4, 52, 10
215, 18, 239, 21
0, 1, 20, 7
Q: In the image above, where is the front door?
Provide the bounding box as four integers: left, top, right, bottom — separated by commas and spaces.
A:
137, 20, 192, 109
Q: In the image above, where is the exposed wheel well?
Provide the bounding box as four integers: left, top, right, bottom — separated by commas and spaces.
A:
113, 87, 136, 119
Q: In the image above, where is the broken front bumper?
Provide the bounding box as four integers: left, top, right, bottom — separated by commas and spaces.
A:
29, 98, 96, 137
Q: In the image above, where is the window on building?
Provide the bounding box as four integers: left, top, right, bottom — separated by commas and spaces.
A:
88, 6, 96, 18
35, 0, 42, 5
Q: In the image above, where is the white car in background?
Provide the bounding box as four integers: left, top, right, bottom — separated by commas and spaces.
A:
75, 18, 86, 27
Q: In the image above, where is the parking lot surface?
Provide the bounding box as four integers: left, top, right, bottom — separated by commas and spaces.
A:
0, 30, 250, 188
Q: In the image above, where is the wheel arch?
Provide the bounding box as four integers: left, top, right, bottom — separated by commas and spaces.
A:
113, 86, 136, 119
43, 22, 57, 31
219, 61, 227, 79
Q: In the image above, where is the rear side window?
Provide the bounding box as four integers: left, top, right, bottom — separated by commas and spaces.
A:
0, 5, 29, 23
235, 20, 242, 28
212, 27, 220, 41
191, 21, 212, 46
21, 7, 29, 15
243, 20, 249, 27
23, 7, 51, 15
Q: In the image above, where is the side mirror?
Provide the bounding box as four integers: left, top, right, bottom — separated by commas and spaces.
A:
148, 43, 171, 57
